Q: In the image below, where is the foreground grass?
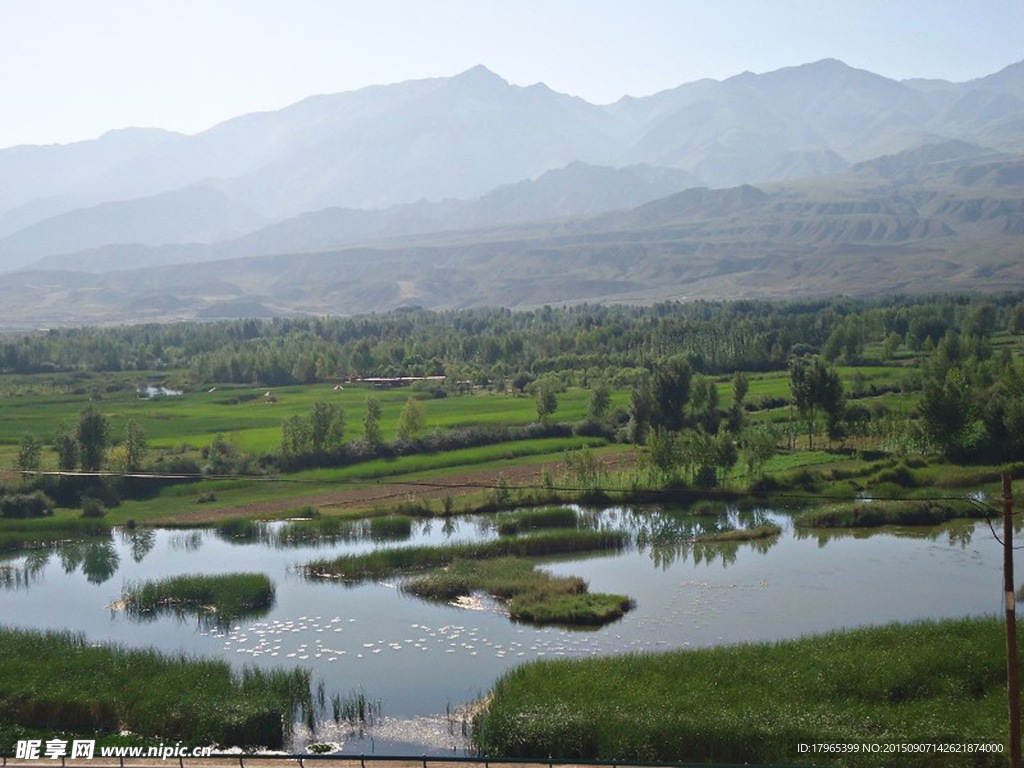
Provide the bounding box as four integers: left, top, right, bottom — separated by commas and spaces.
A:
304, 529, 628, 580
0, 626, 310, 749
796, 500, 983, 529
474, 616, 1013, 766
404, 557, 633, 626
122, 573, 275, 622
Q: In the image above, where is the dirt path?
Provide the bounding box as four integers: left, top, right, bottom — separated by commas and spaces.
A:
151, 451, 634, 524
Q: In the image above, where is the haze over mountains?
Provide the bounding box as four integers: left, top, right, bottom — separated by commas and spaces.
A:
1, 58, 1024, 325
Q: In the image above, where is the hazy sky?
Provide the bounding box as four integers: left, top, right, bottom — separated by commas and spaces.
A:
2, 0, 1021, 149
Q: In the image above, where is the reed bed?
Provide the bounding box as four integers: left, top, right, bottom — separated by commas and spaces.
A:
795, 500, 980, 529
216, 515, 414, 547
474, 616, 1014, 766
213, 517, 260, 540
0, 518, 111, 554
0, 626, 311, 748
497, 507, 578, 535
695, 524, 782, 542
368, 514, 414, 541
403, 556, 632, 626
304, 529, 628, 580
122, 572, 274, 622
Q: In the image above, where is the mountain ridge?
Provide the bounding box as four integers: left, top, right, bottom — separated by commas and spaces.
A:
4, 141, 1022, 326
3, 57, 1024, 273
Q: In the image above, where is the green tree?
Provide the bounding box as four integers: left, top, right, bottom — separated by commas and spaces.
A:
714, 431, 739, 482
963, 302, 997, 339
16, 434, 42, 474
588, 381, 612, 420
53, 422, 79, 471
646, 429, 681, 484
819, 368, 846, 443
535, 386, 558, 422
651, 358, 692, 433
350, 340, 374, 376
920, 368, 976, 456
281, 415, 311, 456
743, 425, 777, 478
691, 376, 720, 433
363, 396, 383, 446
789, 360, 816, 449
727, 372, 749, 433
123, 419, 148, 471
732, 372, 749, 409
308, 401, 345, 453
882, 331, 902, 360
76, 405, 109, 472
627, 381, 655, 444
396, 397, 427, 440
790, 359, 844, 449
1011, 303, 1024, 333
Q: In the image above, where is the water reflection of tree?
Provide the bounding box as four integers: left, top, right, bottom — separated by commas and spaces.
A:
59, 540, 121, 584
791, 521, 976, 549
0, 550, 51, 590
169, 531, 204, 552
630, 507, 779, 569
120, 528, 156, 562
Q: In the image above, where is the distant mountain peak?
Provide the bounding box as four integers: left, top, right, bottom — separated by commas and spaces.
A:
451, 64, 508, 87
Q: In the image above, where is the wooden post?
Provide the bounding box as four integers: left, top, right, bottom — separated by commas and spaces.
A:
1005, 472, 1022, 768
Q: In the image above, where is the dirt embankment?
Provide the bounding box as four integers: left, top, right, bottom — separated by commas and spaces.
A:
151, 451, 635, 524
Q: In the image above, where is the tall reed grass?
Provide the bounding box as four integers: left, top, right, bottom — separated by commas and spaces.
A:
305, 529, 628, 580
796, 500, 979, 529
0, 626, 311, 748
474, 616, 1014, 766
496, 507, 578, 535
122, 573, 274, 623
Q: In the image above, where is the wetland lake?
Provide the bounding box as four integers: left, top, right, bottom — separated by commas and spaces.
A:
0, 504, 1013, 753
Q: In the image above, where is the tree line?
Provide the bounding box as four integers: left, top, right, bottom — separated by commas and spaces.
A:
0, 294, 1021, 387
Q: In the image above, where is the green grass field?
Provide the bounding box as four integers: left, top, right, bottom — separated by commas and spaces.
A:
0, 361, 910, 460
0, 376, 624, 455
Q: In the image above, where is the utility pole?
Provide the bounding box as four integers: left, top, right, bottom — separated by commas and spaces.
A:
1004, 472, 1021, 768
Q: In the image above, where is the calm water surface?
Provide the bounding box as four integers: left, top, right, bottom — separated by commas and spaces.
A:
0, 505, 1013, 752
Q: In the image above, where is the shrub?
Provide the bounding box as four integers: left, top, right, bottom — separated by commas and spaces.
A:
572, 418, 615, 440
873, 464, 917, 488
0, 491, 54, 519
80, 496, 107, 519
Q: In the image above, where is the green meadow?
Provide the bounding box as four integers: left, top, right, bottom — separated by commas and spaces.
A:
0, 375, 628, 456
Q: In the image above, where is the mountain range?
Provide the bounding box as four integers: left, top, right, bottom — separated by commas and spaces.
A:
0, 58, 1023, 325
